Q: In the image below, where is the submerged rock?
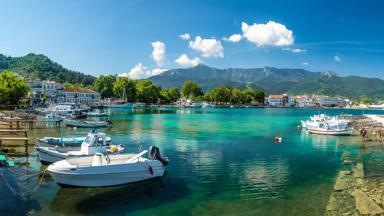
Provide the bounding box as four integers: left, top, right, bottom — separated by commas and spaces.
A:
353, 163, 365, 178
351, 189, 384, 215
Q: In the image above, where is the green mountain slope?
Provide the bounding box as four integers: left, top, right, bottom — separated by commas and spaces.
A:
0, 53, 96, 85
149, 64, 384, 99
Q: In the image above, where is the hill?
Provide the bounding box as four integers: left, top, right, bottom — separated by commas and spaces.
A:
149, 64, 384, 99
0, 53, 96, 86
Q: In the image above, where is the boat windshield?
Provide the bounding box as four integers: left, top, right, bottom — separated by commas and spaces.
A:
83, 136, 93, 145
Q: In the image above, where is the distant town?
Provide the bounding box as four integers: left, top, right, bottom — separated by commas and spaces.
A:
25, 79, 383, 109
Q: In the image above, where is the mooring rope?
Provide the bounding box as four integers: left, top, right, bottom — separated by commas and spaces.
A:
31, 168, 47, 192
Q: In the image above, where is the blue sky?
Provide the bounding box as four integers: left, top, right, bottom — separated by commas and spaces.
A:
1, 0, 384, 78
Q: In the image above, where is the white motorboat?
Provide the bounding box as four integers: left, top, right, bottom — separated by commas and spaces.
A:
104, 102, 134, 108
37, 113, 64, 122
307, 127, 353, 135
86, 112, 109, 117
47, 146, 169, 187
64, 119, 112, 128
36, 131, 123, 164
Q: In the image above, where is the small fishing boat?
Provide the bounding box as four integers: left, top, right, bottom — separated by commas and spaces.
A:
47, 146, 169, 187
36, 131, 123, 164
37, 136, 86, 146
307, 127, 353, 135
37, 136, 112, 146
86, 112, 109, 117
37, 113, 64, 122
64, 119, 112, 128
104, 102, 134, 108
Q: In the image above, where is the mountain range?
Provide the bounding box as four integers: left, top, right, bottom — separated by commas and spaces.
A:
0, 53, 96, 86
149, 64, 384, 99
1, 53, 383, 99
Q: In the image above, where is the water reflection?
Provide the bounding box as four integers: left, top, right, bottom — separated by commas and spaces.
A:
48, 176, 189, 215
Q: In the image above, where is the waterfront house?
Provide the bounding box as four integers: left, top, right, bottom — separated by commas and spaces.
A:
314, 95, 344, 107
29, 80, 65, 105
29, 80, 101, 106
266, 95, 284, 107
266, 94, 294, 107
63, 87, 101, 105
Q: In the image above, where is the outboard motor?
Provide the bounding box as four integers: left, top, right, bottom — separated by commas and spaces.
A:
148, 146, 169, 166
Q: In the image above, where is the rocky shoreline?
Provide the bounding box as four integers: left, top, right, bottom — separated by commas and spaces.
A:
325, 160, 384, 216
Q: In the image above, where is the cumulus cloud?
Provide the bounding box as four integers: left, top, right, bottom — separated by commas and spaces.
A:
179, 33, 190, 40
282, 47, 306, 53
302, 62, 309, 65
241, 21, 294, 47
334, 55, 341, 62
189, 36, 224, 58
175, 54, 201, 67
224, 34, 242, 43
151, 41, 166, 66
119, 63, 166, 80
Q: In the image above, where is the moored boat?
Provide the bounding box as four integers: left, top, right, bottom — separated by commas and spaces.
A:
36, 131, 122, 164
64, 119, 112, 128
37, 113, 64, 122
307, 127, 353, 135
47, 146, 169, 187
86, 112, 109, 117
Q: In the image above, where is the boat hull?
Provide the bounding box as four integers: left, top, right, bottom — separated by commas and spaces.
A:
37, 137, 85, 146
64, 120, 110, 128
104, 103, 134, 108
36, 147, 69, 164
48, 160, 165, 187
307, 128, 353, 136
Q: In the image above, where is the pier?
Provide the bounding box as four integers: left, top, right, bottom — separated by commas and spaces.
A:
0, 129, 33, 156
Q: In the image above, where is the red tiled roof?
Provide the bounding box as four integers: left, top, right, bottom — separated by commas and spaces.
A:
65, 87, 98, 94
268, 95, 284, 99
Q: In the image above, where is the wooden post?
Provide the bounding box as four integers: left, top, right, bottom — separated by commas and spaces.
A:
16, 121, 20, 129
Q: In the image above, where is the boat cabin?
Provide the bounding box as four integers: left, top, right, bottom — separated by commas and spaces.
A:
80, 132, 110, 155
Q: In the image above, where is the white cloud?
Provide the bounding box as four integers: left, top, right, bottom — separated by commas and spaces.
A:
282, 47, 306, 53
302, 62, 309, 65
189, 36, 224, 58
224, 34, 242, 43
151, 41, 166, 66
175, 54, 201, 67
179, 33, 191, 40
241, 21, 294, 47
334, 55, 341, 62
119, 63, 166, 80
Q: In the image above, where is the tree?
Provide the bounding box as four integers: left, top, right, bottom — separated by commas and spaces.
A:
253, 88, 265, 103
136, 80, 161, 104
113, 77, 136, 101
161, 87, 181, 104
231, 89, 246, 104
181, 81, 203, 99
360, 97, 373, 104
205, 86, 232, 104
0, 71, 31, 106
94, 75, 116, 98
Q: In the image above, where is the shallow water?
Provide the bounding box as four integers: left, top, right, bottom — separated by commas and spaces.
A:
1, 108, 384, 216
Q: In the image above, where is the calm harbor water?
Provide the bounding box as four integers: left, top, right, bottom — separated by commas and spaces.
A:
2, 108, 384, 216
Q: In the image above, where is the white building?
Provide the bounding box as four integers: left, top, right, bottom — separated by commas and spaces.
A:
29, 80, 65, 105
314, 95, 343, 107
266, 95, 284, 106
64, 87, 101, 105
29, 80, 101, 106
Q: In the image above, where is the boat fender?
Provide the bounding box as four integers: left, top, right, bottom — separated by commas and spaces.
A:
148, 166, 154, 175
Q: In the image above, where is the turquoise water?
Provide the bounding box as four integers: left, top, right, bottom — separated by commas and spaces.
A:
1, 108, 384, 216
